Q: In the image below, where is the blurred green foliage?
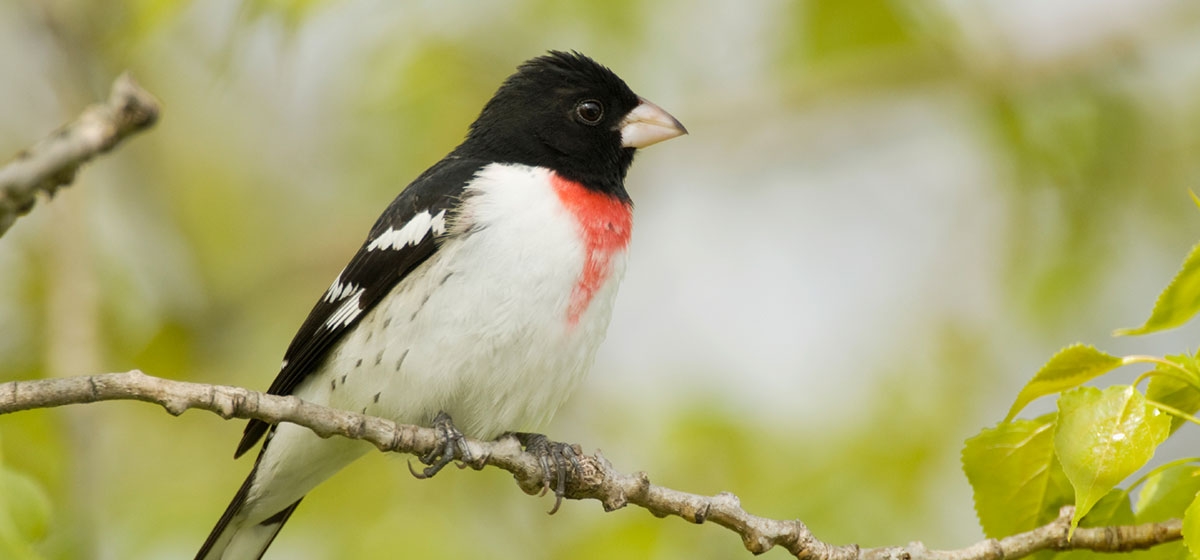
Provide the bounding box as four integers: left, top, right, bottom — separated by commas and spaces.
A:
801, 0, 917, 63
0, 435, 53, 560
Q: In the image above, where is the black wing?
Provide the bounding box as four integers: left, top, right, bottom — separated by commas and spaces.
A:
235, 157, 485, 458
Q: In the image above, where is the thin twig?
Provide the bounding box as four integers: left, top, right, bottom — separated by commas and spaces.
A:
0, 371, 1183, 559
0, 72, 160, 236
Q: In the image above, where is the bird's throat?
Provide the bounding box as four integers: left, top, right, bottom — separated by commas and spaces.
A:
550, 173, 633, 326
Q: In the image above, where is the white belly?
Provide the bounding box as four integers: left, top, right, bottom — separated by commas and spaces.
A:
246, 163, 629, 520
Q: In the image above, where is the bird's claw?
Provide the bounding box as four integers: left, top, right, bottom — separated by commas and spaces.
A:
514, 432, 582, 514
409, 411, 474, 479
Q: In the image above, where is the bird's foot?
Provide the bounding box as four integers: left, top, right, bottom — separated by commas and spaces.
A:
513, 432, 583, 514
408, 411, 475, 479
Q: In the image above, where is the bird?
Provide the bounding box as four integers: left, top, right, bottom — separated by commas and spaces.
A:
195, 50, 686, 559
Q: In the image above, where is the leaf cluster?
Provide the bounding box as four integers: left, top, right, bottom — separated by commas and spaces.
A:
964, 195, 1200, 558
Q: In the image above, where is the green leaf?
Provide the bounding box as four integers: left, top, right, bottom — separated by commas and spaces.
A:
1036, 472, 1128, 560
1136, 463, 1200, 523
1056, 386, 1172, 533
963, 413, 1074, 539
1147, 357, 1200, 435
1080, 488, 1135, 527
1054, 493, 1138, 560
1120, 542, 1192, 560
1170, 352, 1200, 379
1006, 345, 1124, 421
1184, 493, 1200, 560
1115, 240, 1200, 336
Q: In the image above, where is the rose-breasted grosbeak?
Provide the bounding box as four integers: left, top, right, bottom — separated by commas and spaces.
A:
196, 50, 686, 559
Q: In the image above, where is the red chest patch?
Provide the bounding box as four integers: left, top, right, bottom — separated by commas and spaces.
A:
550, 173, 633, 325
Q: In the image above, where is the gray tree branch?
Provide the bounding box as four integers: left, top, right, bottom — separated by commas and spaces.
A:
0, 73, 160, 237
0, 371, 1183, 558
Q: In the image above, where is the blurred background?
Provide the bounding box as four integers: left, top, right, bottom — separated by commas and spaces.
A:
3, 0, 1200, 558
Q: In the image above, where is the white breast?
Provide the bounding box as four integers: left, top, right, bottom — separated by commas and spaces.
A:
315, 162, 628, 438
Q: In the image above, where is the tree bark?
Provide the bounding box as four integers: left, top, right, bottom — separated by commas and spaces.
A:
0, 371, 1183, 559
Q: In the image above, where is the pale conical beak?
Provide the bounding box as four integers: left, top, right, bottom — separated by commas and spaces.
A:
619, 97, 687, 149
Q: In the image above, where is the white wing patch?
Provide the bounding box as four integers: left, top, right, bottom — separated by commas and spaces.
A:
430, 209, 447, 236
324, 288, 365, 329
367, 210, 447, 252
323, 272, 361, 303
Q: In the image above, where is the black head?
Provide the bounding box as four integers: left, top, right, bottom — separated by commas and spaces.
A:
454, 51, 685, 198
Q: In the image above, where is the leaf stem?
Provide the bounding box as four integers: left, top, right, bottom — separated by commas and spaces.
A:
1119, 456, 1200, 499
1125, 356, 1200, 391
1147, 400, 1200, 427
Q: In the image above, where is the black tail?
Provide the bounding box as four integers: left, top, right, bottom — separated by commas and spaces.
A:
195, 461, 303, 560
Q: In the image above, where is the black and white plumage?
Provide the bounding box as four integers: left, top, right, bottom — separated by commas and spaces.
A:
196, 51, 686, 559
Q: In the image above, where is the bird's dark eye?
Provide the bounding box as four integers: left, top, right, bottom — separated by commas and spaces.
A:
574, 100, 604, 125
